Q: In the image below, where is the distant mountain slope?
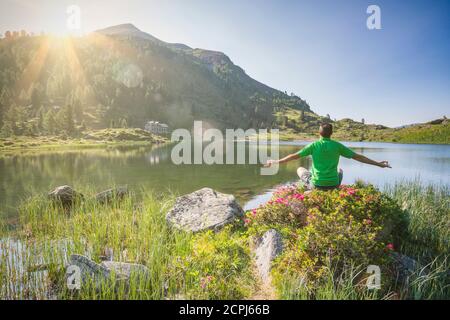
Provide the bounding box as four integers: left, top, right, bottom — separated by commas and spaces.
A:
0, 23, 311, 136
273, 108, 449, 144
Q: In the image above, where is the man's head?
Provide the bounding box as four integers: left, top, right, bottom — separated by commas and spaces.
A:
319, 123, 333, 138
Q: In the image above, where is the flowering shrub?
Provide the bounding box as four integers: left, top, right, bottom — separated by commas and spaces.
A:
245, 184, 309, 236
245, 183, 407, 293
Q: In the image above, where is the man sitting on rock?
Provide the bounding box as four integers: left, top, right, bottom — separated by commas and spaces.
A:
264, 123, 391, 190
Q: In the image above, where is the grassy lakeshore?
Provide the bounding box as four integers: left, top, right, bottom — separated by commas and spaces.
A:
0, 181, 448, 300
0, 128, 168, 153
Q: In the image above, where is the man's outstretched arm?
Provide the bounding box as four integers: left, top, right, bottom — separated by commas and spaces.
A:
264, 153, 299, 167
352, 153, 391, 168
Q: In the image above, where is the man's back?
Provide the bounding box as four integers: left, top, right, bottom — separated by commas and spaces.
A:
264, 123, 390, 185
297, 137, 355, 187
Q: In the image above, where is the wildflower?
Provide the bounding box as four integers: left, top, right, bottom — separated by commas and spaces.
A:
251, 209, 257, 216
244, 218, 251, 225
386, 243, 394, 251
275, 197, 288, 205
363, 219, 372, 225
200, 275, 213, 289
292, 193, 305, 201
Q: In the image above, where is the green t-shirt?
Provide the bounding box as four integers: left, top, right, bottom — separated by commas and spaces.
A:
296, 137, 355, 187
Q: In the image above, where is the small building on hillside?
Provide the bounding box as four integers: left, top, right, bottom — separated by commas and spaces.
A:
144, 121, 169, 135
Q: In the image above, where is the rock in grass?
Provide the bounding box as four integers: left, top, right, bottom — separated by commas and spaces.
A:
254, 229, 283, 286
48, 185, 83, 207
95, 186, 128, 204
68, 254, 112, 287
391, 252, 420, 281
166, 187, 244, 232
68, 255, 149, 289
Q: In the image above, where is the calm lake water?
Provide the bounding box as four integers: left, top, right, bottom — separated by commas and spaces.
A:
1, 141, 449, 220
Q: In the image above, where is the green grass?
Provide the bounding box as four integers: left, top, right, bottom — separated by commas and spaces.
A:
0, 181, 448, 299
383, 181, 449, 299
0, 186, 253, 299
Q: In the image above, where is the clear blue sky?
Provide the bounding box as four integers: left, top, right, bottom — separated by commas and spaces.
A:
1, 0, 449, 127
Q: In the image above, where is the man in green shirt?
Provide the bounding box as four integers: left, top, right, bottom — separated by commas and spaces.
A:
264, 123, 391, 190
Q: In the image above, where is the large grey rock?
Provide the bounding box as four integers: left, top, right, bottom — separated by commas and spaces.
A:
95, 186, 128, 204
48, 185, 83, 207
166, 188, 244, 232
254, 229, 283, 286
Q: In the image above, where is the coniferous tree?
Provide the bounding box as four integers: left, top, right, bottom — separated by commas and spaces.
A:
43, 110, 57, 135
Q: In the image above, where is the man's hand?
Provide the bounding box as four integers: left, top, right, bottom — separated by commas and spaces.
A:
353, 153, 392, 169
263, 159, 277, 168
378, 161, 391, 168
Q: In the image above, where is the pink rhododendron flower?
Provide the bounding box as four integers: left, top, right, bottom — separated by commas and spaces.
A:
275, 197, 289, 205
291, 193, 305, 201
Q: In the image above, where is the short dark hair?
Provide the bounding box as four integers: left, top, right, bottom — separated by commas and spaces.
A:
319, 123, 333, 138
